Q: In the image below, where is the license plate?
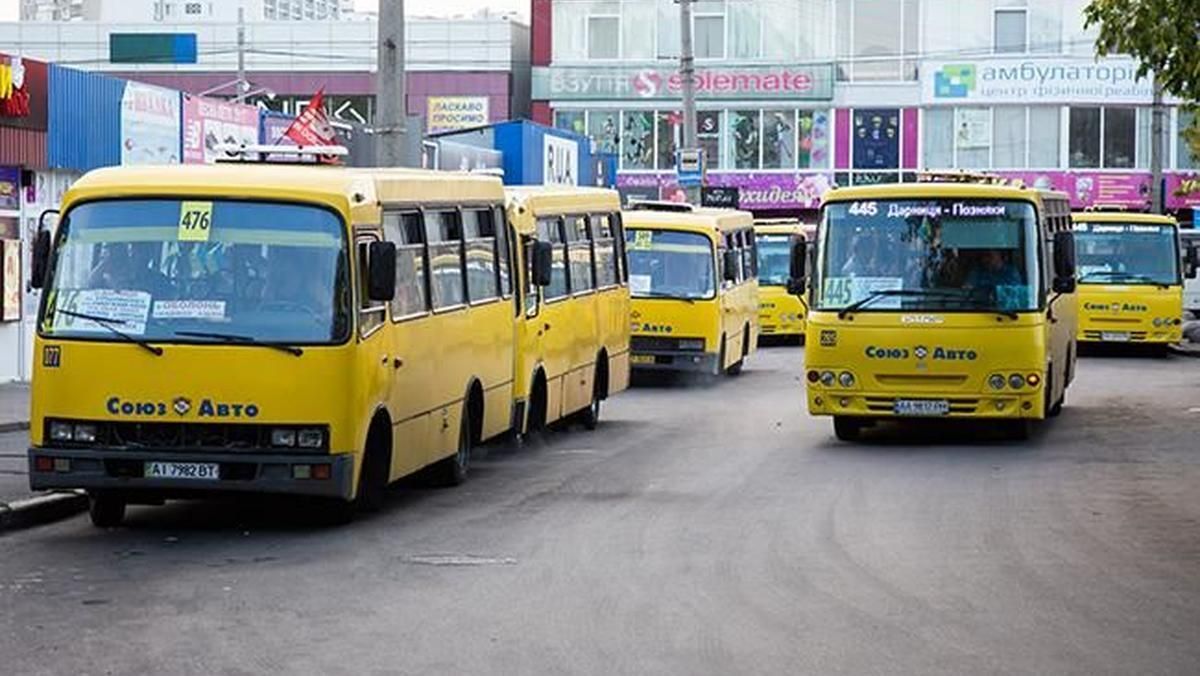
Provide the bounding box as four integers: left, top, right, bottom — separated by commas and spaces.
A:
144, 461, 219, 480
1101, 331, 1130, 342
893, 399, 950, 416
631, 354, 655, 364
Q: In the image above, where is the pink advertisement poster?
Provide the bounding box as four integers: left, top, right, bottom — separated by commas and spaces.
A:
991, 171, 1153, 210
1165, 173, 1200, 210
182, 95, 260, 164
616, 172, 835, 210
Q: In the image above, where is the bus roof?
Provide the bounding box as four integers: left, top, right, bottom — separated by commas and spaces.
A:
505, 185, 620, 216
1071, 211, 1177, 225
821, 182, 1069, 205
62, 165, 505, 217
754, 219, 807, 236
623, 205, 754, 234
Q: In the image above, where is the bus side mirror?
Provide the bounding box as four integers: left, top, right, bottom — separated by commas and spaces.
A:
722, 250, 739, 282
1052, 230, 1076, 291
786, 238, 808, 296
367, 241, 396, 301
30, 229, 52, 290
532, 240, 554, 287
1185, 246, 1199, 280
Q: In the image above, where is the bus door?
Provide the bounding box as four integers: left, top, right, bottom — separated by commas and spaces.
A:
532, 216, 575, 422
564, 214, 599, 414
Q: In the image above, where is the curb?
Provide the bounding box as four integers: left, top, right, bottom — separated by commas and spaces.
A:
0, 421, 30, 434
0, 490, 87, 533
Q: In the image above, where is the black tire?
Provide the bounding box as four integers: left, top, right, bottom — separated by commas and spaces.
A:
356, 436, 390, 514
431, 406, 472, 487
527, 375, 547, 433
1046, 373, 1064, 418
714, 338, 727, 378
88, 492, 126, 528
833, 416, 863, 442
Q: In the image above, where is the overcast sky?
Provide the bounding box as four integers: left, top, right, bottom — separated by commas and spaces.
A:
0, 1, 530, 22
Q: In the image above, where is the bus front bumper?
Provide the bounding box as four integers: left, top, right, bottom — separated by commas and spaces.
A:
27, 446, 355, 499
631, 350, 720, 374
807, 390, 1044, 419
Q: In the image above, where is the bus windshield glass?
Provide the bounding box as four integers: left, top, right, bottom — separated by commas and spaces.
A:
755, 234, 792, 286
625, 229, 715, 300
1075, 222, 1179, 286
817, 199, 1039, 312
40, 199, 351, 344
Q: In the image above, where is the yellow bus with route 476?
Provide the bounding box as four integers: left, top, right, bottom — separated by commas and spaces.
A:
623, 202, 759, 376
1071, 210, 1195, 349
505, 185, 630, 432
755, 218, 814, 342
26, 153, 626, 527
797, 179, 1079, 441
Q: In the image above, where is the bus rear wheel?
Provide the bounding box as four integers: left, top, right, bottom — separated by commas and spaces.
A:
88, 492, 126, 528
833, 416, 865, 442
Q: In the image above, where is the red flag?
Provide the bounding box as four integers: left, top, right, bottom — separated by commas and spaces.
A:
283, 88, 336, 148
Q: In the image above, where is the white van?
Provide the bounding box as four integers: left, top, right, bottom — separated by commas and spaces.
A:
1183, 230, 1200, 317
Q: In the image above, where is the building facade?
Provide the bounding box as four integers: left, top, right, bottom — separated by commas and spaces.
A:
21, 0, 352, 22
532, 0, 1200, 217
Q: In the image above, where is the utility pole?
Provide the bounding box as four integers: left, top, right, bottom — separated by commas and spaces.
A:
678, 0, 700, 203
1150, 75, 1165, 213
376, 0, 407, 167
234, 6, 247, 103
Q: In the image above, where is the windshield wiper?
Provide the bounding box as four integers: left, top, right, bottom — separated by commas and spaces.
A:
836, 289, 962, 319
636, 291, 697, 304
1080, 271, 1171, 289
949, 295, 1020, 320
174, 330, 304, 356
53, 309, 163, 356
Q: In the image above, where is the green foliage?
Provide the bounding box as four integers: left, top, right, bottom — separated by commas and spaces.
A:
1085, 0, 1200, 175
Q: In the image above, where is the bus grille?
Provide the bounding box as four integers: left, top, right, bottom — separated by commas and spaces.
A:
1083, 330, 1148, 341
47, 421, 329, 453
864, 397, 980, 414
630, 336, 704, 352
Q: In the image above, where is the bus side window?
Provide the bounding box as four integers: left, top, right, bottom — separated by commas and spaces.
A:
427, 210, 465, 310
523, 234, 538, 317
356, 235, 386, 334
463, 208, 499, 304
591, 213, 618, 288
537, 217, 570, 301
740, 230, 756, 279
383, 211, 429, 320
494, 206, 512, 299
566, 215, 594, 294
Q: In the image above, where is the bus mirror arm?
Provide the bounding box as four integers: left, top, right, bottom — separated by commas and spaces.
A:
367, 241, 397, 302
532, 241, 554, 287
722, 250, 739, 282
30, 209, 59, 290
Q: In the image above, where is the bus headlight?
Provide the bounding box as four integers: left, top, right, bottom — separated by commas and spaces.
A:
678, 339, 705, 351
271, 429, 297, 447
988, 374, 1006, 390
297, 429, 325, 449
50, 421, 74, 442
73, 424, 98, 443
1008, 374, 1025, 390
820, 371, 836, 386
838, 371, 855, 387
1153, 317, 1164, 327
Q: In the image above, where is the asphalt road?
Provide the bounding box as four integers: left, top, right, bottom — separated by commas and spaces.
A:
1, 347, 1198, 675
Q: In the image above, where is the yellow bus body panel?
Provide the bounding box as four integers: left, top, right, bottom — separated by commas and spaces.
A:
807, 183, 1076, 422
1072, 212, 1184, 345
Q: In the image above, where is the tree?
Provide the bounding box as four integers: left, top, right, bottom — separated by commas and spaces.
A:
1085, 0, 1200, 173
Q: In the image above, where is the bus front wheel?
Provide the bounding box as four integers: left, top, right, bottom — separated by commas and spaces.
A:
88, 492, 126, 528
833, 416, 865, 442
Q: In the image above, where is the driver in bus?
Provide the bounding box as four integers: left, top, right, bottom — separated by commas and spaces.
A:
261, 248, 332, 320
965, 249, 1022, 297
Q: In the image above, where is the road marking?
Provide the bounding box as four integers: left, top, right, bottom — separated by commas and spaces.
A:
401, 554, 517, 567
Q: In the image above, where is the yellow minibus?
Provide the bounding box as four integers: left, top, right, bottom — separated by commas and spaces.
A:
505, 186, 630, 432
798, 178, 1078, 440
623, 202, 758, 376
754, 219, 813, 342
1072, 210, 1195, 349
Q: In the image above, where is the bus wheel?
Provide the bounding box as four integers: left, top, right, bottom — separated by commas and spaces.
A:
579, 389, 602, 431
356, 429, 391, 513
88, 492, 126, 528
432, 406, 472, 487
833, 416, 864, 442
1046, 373, 1064, 418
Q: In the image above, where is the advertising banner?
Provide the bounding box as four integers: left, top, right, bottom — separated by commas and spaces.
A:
182, 95, 258, 164
1165, 173, 1200, 210
0, 53, 48, 130
427, 96, 489, 134
120, 82, 181, 165
543, 134, 579, 186
991, 171, 1152, 209
533, 64, 835, 101
617, 172, 835, 210
0, 167, 19, 210
923, 57, 1157, 105
2, 238, 19, 322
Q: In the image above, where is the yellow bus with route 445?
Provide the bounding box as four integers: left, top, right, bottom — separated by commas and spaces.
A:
755, 219, 814, 342
25, 154, 625, 527
1071, 210, 1196, 348
505, 185, 630, 432
623, 202, 759, 376
797, 179, 1079, 441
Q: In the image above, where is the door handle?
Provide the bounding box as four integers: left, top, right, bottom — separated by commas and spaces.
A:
544, 322, 552, 331
393, 357, 404, 369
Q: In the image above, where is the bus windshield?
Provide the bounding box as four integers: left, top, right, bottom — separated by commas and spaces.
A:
1075, 222, 1179, 286
40, 199, 351, 344
755, 234, 792, 286
817, 199, 1040, 312
625, 229, 715, 300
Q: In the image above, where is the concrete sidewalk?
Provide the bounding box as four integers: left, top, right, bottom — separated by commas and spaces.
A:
0, 383, 86, 531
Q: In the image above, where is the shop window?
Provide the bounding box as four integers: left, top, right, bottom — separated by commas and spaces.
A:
728, 110, 761, 169
923, 108, 954, 169
656, 111, 681, 171
852, 108, 900, 170
763, 111, 796, 170
994, 9, 1027, 53
954, 108, 991, 169
1103, 108, 1137, 169
993, 107, 1027, 168
798, 110, 831, 169
1029, 107, 1060, 168
1069, 107, 1102, 168
698, 110, 722, 171
555, 111, 585, 136
587, 15, 620, 59
622, 112, 654, 170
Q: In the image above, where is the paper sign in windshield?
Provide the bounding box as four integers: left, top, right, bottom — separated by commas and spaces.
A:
629, 274, 652, 295
153, 300, 226, 320
822, 276, 903, 309
631, 231, 653, 250
56, 289, 152, 335
178, 201, 213, 242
